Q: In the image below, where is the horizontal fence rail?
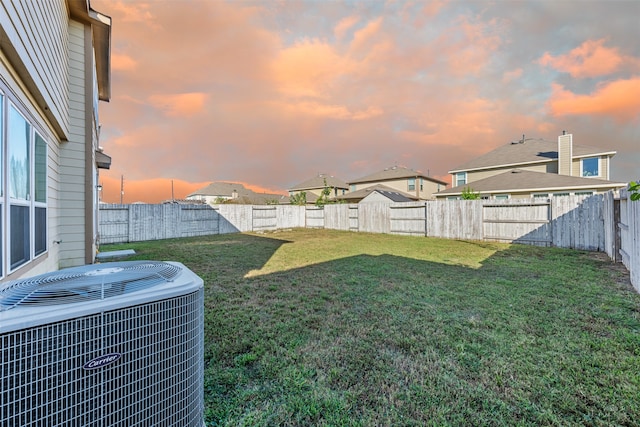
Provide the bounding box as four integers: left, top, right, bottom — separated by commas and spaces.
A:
100, 193, 639, 291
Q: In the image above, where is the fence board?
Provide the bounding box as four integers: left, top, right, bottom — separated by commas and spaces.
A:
483, 201, 550, 245
306, 207, 324, 228
323, 204, 348, 231
390, 202, 426, 236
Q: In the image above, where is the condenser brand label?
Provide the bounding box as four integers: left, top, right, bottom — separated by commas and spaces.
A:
83, 353, 122, 370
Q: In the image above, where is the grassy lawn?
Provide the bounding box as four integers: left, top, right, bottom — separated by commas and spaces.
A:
103, 228, 640, 426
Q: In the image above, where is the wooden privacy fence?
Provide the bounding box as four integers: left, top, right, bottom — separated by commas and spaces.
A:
99, 193, 638, 290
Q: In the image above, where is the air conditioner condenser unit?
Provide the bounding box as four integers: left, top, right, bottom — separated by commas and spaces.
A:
0, 261, 204, 427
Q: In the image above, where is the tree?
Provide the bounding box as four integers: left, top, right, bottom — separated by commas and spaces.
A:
315, 178, 334, 207
290, 191, 307, 205
461, 186, 480, 200
630, 181, 640, 201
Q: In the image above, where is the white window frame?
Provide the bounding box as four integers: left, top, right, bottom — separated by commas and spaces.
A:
1, 94, 48, 278
455, 172, 467, 187
580, 157, 600, 178
533, 193, 549, 199
408, 177, 416, 192
493, 194, 510, 200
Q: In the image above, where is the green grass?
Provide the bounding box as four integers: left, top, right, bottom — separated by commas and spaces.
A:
103, 228, 640, 426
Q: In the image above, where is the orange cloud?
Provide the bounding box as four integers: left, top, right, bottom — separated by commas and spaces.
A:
99, 176, 210, 204
547, 78, 640, 122
334, 15, 359, 40
538, 39, 623, 78
98, 176, 285, 204
350, 16, 384, 53
149, 93, 209, 118
111, 53, 137, 71
105, 1, 155, 24
280, 101, 383, 120
271, 39, 352, 98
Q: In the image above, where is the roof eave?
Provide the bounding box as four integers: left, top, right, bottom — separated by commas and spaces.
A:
68, 1, 111, 101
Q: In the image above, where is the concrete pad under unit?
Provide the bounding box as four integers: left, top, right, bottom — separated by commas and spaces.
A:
95, 249, 136, 261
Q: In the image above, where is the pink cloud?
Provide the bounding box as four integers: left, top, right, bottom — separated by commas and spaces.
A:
350, 17, 384, 53
502, 68, 523, 83
547, 78, 640, 122
149, 93, 209, 118
334, 15, 359, 40
538, 39, 624, 78
111, 53, 137, 71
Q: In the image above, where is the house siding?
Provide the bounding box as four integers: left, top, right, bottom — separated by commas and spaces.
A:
558, 134, 572, 175
58, 19, 87, 268
0, 0, 70, 138
353, 178, 443, 200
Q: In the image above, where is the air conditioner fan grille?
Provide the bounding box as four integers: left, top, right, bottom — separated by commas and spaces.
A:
0, 261, 182, 310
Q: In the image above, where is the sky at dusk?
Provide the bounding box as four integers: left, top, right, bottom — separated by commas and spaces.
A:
91, 0, 640, 204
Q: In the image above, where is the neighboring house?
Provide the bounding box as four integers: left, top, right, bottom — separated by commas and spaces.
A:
337, 184, 418, 203
187, 182, 286, 205
288, 173, 349, 204
436, 133, 626, 199
1, 0, 111, 281
348, 166, 448, 200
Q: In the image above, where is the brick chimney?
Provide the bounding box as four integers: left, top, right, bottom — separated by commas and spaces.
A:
558, 132, 573, 176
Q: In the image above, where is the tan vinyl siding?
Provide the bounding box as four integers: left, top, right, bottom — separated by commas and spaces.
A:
558, 134, 572, 175
601, 157, 610, 180
58, 20, 86, 268
0, 0, 69, 138
352, 179, 443, 200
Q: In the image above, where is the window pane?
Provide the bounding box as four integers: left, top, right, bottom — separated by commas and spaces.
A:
408, 178, 415, 191
10, 205, 29, 269
9, 106, 30, 200
582, 158, 599, 177
35, 207, 46, 256
35, 132, 47, 202
456, 172, 466, 186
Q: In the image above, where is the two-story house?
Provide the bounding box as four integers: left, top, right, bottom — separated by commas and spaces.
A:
346, 166, 447, 201
288, 173, 349, 204
435, 133, 626, 199
1, 0, 111, 281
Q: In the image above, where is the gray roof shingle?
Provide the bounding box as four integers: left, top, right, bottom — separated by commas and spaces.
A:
449, 139, 616, 172
348, 166, 448, 185
288, 174, 348, 191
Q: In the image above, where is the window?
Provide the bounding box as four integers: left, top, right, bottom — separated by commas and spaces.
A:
533, 193, 549, 199
575, 191, 594, 196
408, 178, 416, 191
350, 184, 356, 192
456, 172, 466, 186
420, 178, 424, 191
1, 98, 48, 275
553, 192, 570, 197
494, 194, 509, 200
581, 157, 599, 177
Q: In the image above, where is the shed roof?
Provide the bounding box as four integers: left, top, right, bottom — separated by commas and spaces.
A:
337, 184, 418, 202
